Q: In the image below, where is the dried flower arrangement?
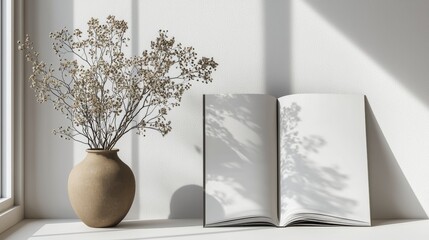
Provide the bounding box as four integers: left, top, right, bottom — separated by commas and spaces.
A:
18, 15, 218, 150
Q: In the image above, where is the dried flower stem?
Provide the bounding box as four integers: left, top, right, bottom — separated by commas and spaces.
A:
19, 15, 217, 150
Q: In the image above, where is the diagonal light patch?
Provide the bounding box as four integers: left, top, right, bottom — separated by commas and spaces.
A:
291, 0, 429, 217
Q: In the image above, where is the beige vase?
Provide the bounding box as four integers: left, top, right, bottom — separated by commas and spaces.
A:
68, 149, 135, 228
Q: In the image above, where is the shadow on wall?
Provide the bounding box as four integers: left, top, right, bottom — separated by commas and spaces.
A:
126, 0, 141, 220
169, 184, 224, 219
24, 0, 75, 218
263, 0, 291, 97
303, 0, 429, 107
365, 99, 427, 219
165, 0, 292, 222
169, 185, 204, 219
279, 103, 356, 216
168, 101, 429, 220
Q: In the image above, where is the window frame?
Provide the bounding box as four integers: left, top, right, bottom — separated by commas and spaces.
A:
0, 0, 3, 200
0, 0, 24, 234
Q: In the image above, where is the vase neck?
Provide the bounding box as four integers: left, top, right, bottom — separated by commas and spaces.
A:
86, 149, 120, 159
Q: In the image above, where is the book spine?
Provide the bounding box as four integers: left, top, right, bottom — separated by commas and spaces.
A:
203, 94, 206, 227
276, 99, 280, 227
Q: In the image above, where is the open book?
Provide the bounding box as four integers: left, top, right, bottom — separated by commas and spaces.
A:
203, 94, 370, 227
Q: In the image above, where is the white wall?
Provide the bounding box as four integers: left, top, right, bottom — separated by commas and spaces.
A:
24, 0, 429, 219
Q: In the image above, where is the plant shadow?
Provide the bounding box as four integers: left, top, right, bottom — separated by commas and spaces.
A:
204, 94, 278, 222
279, 102, 356, 217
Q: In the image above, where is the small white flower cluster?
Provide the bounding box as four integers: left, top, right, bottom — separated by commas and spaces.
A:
18, 15, 218, 150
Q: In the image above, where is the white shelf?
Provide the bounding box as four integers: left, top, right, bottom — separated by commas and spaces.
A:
1, 219, 428, 240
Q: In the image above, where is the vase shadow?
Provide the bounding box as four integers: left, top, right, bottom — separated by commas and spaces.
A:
168, 184, 225, 222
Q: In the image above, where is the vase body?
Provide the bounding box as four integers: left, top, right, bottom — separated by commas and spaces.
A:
68, 149, 135, 228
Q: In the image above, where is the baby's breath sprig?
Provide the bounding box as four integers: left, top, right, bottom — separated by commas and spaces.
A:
18, 15, 218, 150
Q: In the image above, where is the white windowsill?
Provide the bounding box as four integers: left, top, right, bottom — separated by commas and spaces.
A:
0, 198, 13, 213
0, 206, 23, 234
0, 219, 428, 240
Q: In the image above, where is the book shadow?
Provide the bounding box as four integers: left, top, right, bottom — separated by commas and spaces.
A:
371, 219, 428, 227
365, 100, 428, 219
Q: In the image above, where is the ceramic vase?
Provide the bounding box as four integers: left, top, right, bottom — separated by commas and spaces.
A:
68, 149, 135, 228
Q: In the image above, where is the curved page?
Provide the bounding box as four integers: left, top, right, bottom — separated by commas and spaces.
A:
204, 94, 278, 226
278, 94, 370, 226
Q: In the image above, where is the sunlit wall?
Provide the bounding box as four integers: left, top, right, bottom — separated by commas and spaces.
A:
24, 0, 429, 219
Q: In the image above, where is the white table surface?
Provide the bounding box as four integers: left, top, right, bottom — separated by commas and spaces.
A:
1, 219, 428, 240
